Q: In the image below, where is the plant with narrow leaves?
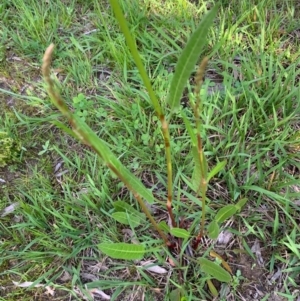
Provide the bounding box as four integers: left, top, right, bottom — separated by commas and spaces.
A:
42, 1, 247, 297
0, 131, 22, 167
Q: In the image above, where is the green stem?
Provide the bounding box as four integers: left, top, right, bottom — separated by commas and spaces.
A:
108, 163, 171, 246
193, 57, 209, 244
109, 0, 176, 228
160, 115, 176, 228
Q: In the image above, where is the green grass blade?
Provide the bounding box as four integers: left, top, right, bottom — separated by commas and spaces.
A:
207, 160, 227, 181
98, 243, 145, 260
50, 120, 78, 139
167, 5, 219, 112
242, 185, 300, 231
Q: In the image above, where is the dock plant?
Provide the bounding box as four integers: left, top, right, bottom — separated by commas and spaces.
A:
42, 1, 247, 297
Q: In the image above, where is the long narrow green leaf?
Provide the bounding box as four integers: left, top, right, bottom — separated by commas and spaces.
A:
71, 115, 155, 204
191, 146, 201, 192
207, 160, 227, 181
50, 120, 78, 139
181, 110, 197, 146
109, 0, 162, 116
167, 5, 219, 112
191, 146, 208, 192
99, 243, 145, 260
283, 230, 300, 258
207, 279, 218, 297
242, 185, 300, 231
199, 258, 231, 283
180, 186, 213, 214
170, 228, 190, 239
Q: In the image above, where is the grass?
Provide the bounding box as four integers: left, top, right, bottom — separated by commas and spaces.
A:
0, 0, 300, 300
